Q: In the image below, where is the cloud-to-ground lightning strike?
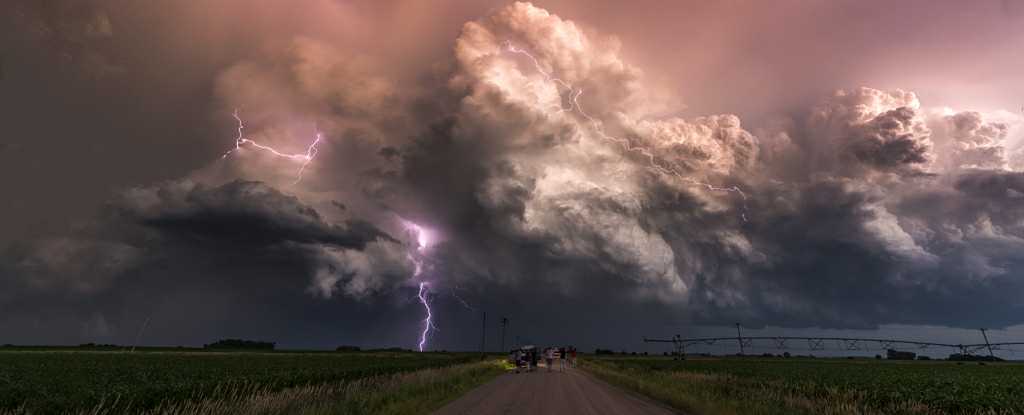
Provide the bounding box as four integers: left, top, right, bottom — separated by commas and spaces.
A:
503, 41, 749, 221
222, 109, 324, 184
402, 220, 437, 352
417, 282, 433, 352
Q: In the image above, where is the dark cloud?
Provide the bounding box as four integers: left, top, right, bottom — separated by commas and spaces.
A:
847, 107, 931, 169
0, 179, 411, 346
8, 0, 120, 78
116, 180, 391, 249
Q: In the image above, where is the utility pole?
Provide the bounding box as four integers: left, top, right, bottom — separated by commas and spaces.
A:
480, 311, 487, 354
500, 317, 509, 353
736, 323, 745, 355
980, 328, 995, 359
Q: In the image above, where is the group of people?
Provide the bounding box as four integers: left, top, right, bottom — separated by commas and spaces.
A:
510, 345, 577, 373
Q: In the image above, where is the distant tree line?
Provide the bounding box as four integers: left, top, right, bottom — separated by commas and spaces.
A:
594, 349, 650, 356
948, 353, 1003, 362
203, 339, 275, 350
77, 343, 120, 349
364, 347, 415, 352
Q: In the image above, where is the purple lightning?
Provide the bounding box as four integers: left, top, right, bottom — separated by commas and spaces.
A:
402, 220, 437, 351
417, 282, 433, 352
222, 109, 324, 184
502, 41, 749, 221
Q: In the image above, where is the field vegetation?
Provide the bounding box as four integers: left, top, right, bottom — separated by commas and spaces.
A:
583, 356, 1024, 415
0, 350, 504, 414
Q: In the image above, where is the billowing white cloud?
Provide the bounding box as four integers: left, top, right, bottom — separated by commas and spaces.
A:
928, 109, 1011, 171
805, 87, 932, 175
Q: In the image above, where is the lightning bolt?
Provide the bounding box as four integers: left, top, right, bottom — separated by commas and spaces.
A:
222, 109, 324, 184
417, 282, 434, 352
402, 220, 438, 351
503, 41, 749, 221
450, 286, 477, 311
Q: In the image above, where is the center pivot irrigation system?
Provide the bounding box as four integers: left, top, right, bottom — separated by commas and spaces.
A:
644, 325, 1024, 358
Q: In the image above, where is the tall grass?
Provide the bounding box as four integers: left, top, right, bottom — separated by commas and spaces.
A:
0, 351, 481, 413
581, 358, 1019, 415
1, 359, 505, 415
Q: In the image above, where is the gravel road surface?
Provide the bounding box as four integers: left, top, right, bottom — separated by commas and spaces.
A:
432, 362, 677, 415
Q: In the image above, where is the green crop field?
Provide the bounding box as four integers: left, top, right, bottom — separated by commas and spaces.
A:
583, 356, 1024, 414
0, 350, 503, 414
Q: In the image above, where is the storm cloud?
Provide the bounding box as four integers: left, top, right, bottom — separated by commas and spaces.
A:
2, 1, 1023, 349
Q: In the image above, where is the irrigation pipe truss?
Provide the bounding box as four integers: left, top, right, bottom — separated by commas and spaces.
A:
643, 335, 1024, 356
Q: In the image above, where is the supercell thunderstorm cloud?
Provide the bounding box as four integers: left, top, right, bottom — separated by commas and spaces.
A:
2, 0, 1024, 351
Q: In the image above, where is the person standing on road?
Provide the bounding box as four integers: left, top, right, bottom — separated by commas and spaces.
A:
570, 346, 577, 368
544, 347, 555, 372
558, 346, 567, 371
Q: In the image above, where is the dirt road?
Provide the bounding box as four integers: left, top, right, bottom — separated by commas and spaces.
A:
432, 362, 677, 415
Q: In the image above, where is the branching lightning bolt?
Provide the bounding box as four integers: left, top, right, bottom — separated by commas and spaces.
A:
222, 109, 323, 184
503, 41, 749, 221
